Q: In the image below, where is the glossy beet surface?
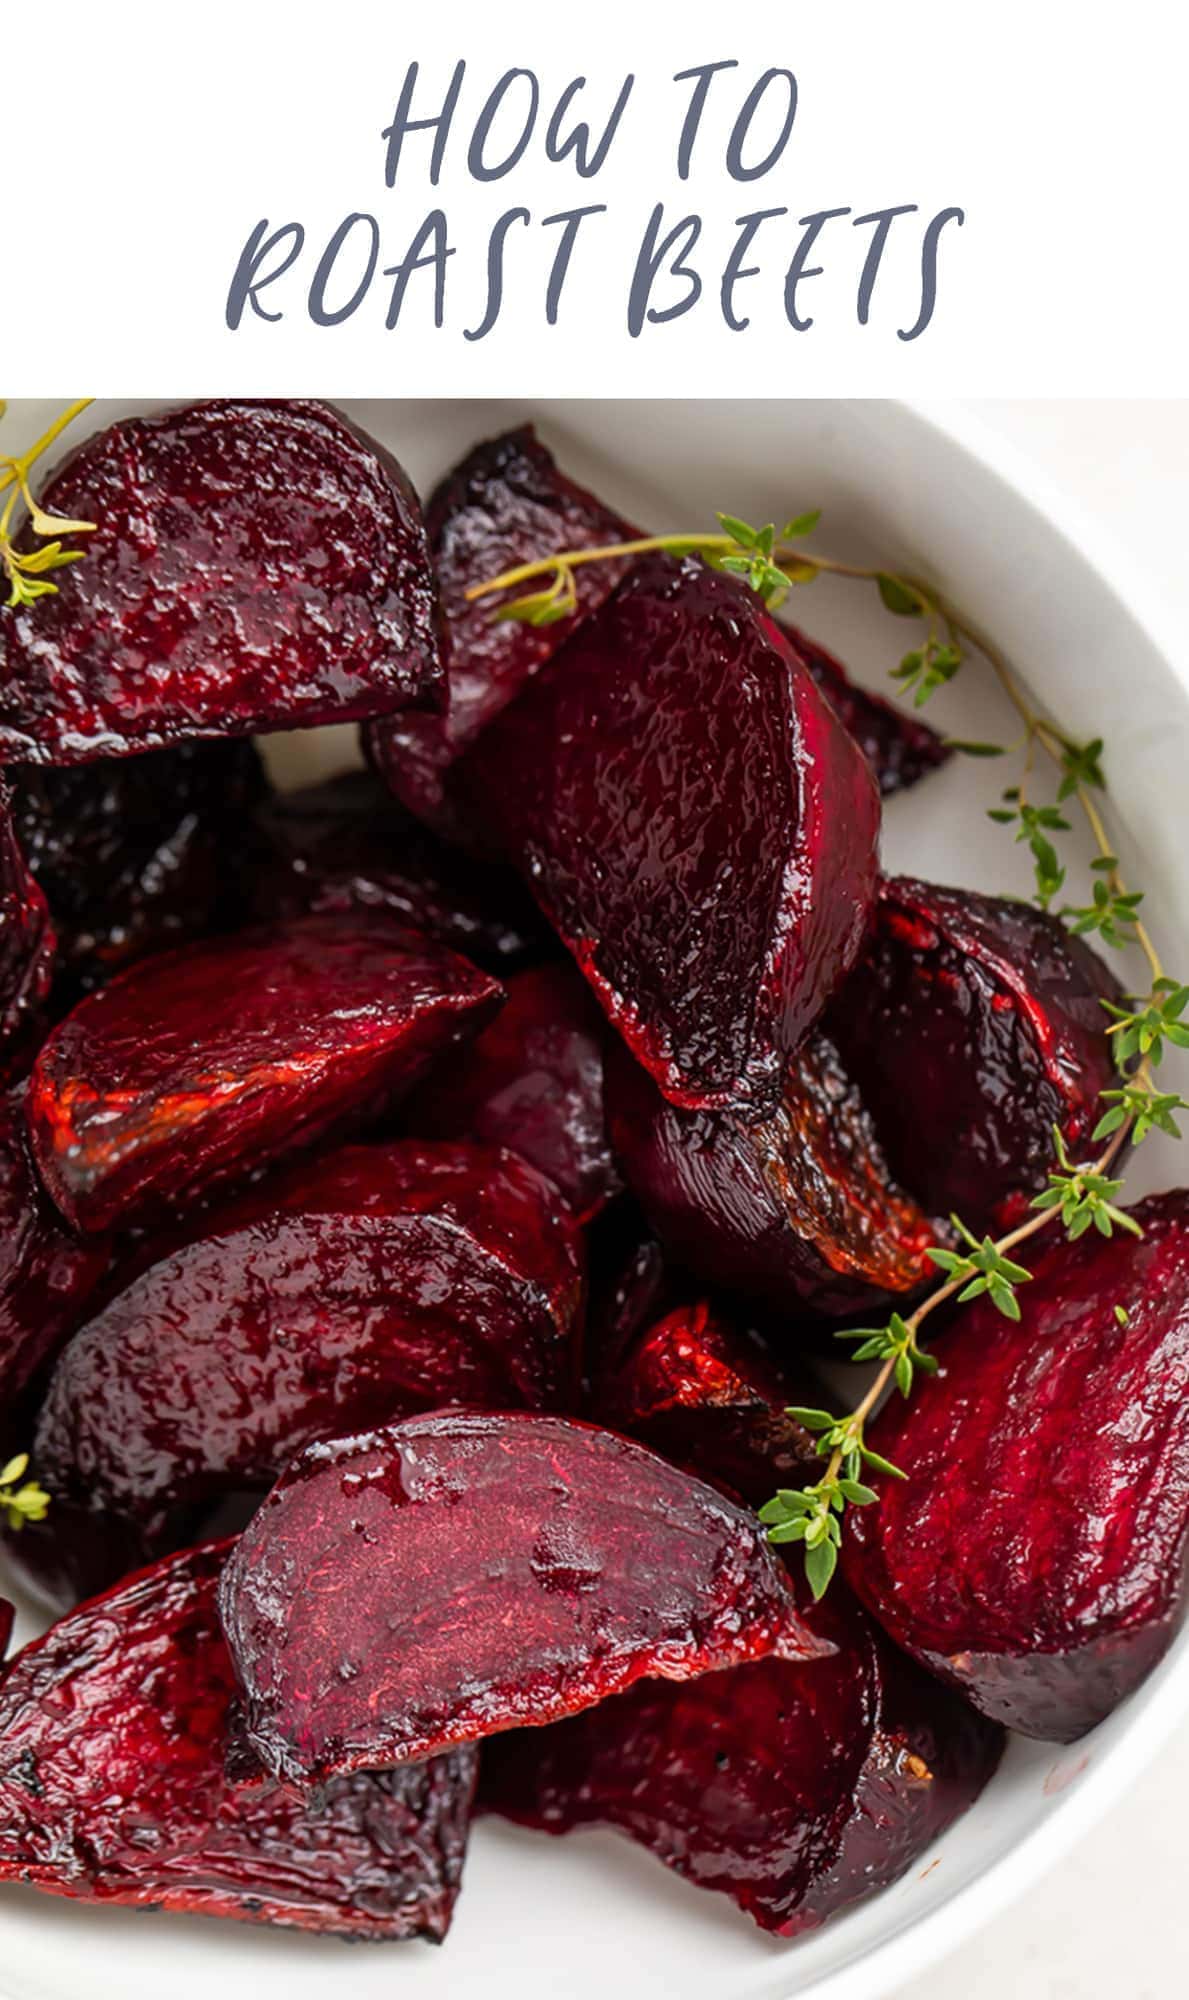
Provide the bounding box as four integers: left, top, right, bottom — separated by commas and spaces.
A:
12, 740, 266, 999
0, 782, 55, 1045
0, 401, 442, 764
830, 876, 1123, 1234
404, 962, 620, 1221
482, 1581, 1001, 1935
367, 426, 636, 839
27, 913, 503, 1232
36, 1141, 585, 1552
457, 556, 880, 1113
0, 1542, 477, 1937
247, 767, 546, 970
219, 1411, 825, 1786
844, 1191, 1189, 1741
0, 1095, 109, 1409
606, 1032, 939, 1321
599, 1301, 818, 1504
787, 624, 951, 799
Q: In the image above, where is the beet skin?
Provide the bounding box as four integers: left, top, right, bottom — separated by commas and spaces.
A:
482, 1582, 1000, 1936
0, 400, 443, 764
27, 912, 503, 1232
830, 875, 1123, 1233
845, 1190, 1189, 1741
0, 1094, 109, 1409
0, 781, 55, 1047
456, 555, 880, 1114
606, 1031, 938, 1322
404, 961, 621, 1221
12, 740, 267, 1000
219, 1410, 826, 1787
0, 1542, 477, 1938
247, 766, 547, 971
36, 1140, 585, 1561
367, 425, 637, 840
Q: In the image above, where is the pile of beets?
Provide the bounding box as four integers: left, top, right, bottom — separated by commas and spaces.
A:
0, 400, 1185, 1948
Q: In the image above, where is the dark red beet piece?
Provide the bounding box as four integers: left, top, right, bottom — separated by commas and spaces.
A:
599, 1300, 818, 1504
829, 876, 1123, 1234
456, 556, 880, 1114
404, 962, 620, 1221
366, 428, 947, 828
367, 425, 636, 840
0, 781, 54, 1047
0, 400, 443, 765
35, 1140, 585, 1556
0, 1093, 109, 1410
12, 739, 267, 1000
787, 623, 951, 799
27, 912, 503, 1233
482, 1582, 1001, 1936
605, 1031, 939, 1322
844, 1191, 1189, 1741
218, 1410, 826, 1786
246, 766, 546, 970
0, 1542, 477, 1938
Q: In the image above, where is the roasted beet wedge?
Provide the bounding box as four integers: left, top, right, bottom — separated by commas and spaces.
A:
599, 1301, 818, 1504
482, 1581, 1001, 1936
0, 1542, 477, 1938
786, 623, 951, 799
844, 1190, 1189, 1741
367, 426, 636, 839
12, 740, 266, 999
27, 913, 503, 1233
830, 876, 1123, 1234
246, 766, 546, 970
456, 556, 880, 1113
0, 782, 54, 1046
0, 401, 442, 764
605, 1032, 939, 1321
36, 1140, 585, 1556
0, 1094, 109, 1409
219, 1410, 825, 1786
404, 962, 620, 1221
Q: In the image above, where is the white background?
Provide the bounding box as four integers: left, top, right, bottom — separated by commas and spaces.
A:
900, 400, 1189, 2000
3, 0, 1187, 393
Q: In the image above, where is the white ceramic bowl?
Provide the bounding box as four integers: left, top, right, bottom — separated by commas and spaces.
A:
1, 398, 1187, 2000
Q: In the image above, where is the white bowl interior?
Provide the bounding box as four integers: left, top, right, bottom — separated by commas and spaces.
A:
0, 397, 1187, 2000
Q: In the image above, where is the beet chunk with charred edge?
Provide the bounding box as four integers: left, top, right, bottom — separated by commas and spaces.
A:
0, 1541, 478, 1938
0, 1094, 109, 1409
598, 1300, 819, 1504
27, 913, 503, 1233
0, 400, 443, 765
367, 425, 638, 841
218, 1410, 826, 1787
36, 1140, 585, 1561
404, 961, 621, 1221
605, 1032, 939, 1322
830, 876, 1123, 1234
12, 740, 267, 1000
844, 1191, 1189, 1741
246, 766, 546, 970
455, 556, 880, 1114
787, 623, 952, 799
482, 1581, 1001, 1936
0, 781, 54, 1046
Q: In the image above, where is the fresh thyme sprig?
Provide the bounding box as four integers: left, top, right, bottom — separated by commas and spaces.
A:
0, 399, 96, 610
470, 506, 1188, 1596
0, 1452, 49, 1532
